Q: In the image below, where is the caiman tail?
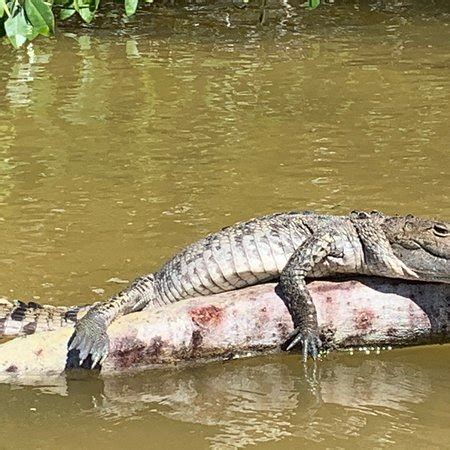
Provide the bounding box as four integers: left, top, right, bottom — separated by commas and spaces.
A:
0, 273, 158, 341
0, 297, 89, 337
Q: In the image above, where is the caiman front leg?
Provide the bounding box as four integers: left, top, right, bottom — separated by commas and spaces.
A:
279, 232, 340, 362
67, 274, 156, 369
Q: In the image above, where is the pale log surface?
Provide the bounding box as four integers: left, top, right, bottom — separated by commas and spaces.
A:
0, 278, 448, 382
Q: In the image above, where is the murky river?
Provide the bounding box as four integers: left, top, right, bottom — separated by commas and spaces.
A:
0, 0, 449, 448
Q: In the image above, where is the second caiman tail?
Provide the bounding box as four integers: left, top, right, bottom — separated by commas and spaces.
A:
0, 297, 89, 337
0, 274, 159, 341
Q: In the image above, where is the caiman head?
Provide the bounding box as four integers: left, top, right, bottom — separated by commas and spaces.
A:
381, 214, 450, 284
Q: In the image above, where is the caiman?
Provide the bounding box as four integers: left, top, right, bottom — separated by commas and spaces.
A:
1, 210, 449, 368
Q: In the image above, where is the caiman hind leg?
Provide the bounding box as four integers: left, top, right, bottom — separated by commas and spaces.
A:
66, 274, 157, 369
278, 232, 340, 362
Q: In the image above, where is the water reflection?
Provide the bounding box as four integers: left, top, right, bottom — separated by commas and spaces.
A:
97, 354, 434, 447
1, 347, 449, 448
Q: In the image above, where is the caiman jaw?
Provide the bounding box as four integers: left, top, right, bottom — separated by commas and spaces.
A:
412, 239, 450, 260
383, 215, 450, 284
390, 244, 450, 284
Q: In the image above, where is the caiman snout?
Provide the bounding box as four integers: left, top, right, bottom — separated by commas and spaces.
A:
384, 216, 450, 284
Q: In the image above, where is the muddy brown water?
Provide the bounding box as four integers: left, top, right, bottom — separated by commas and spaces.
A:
0, 0, 449, 448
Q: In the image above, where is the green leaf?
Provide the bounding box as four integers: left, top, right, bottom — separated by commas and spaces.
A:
24, 0, 54, 36
4, 8, 30, 48
60, 7, 75, 19
78, 6, 94, 22
125, 0, 138, 16
74, 0, 95, 23
0, 0, 11, 18
308, 0, 320, 9
26, 21, 39, 39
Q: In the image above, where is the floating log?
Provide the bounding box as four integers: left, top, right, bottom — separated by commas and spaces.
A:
0, 278, 448, 381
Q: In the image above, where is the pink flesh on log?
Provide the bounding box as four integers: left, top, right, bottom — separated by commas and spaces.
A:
0, 278, 448, 381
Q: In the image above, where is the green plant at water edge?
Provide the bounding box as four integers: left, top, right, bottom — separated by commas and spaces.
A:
0, 0, 320, 48
1, 0, 54, 47
308, 0, 320, 9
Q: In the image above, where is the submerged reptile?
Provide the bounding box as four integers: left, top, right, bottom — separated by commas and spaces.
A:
1, 211, 449, 368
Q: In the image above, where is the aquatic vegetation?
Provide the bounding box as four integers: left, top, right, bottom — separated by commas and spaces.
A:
1, 0, 321, 48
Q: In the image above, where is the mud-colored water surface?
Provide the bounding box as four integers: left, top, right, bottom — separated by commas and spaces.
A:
0, 0, 449, 448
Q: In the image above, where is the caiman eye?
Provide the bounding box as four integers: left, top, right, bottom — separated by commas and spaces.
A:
433, 224, 449, 237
